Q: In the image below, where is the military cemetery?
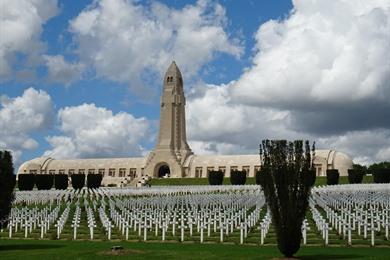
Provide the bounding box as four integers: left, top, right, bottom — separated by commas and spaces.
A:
1, 0, 389, 259
2, 184, 389, 246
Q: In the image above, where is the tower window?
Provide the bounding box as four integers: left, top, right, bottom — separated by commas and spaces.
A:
167, 76, 174, 83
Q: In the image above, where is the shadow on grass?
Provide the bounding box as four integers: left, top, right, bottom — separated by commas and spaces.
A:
299, 255, 361, 259
0, 244, 64, 251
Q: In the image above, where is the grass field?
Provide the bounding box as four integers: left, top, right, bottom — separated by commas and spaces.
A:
0, 239, 389, 260
149, 175, 373, 186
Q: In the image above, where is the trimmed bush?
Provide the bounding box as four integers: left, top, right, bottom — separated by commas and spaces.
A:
348, 169, 363, 184
87, 174, 103, 189
54, 174, 69, 190
71, 174, 85, 189
230, 170, 246, 185
208, 170, 224, 185
18, 174, 35, 190
35, 174, 54, 190
326, 169, 339, 185
373, 168, 390, 183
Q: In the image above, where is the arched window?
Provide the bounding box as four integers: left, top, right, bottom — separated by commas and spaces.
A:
167, 76, 174, 83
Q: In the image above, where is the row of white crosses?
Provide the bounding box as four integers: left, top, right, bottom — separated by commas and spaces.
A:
71, 203, 81, 240
14, 189, 73, 206
312, 184, 390, 246
55, 204, 71, 239
85, 201, 97, 240
98, 203, 113, 240
99, 187, 265, 244
38, 205, 61, 239
259, 210, 272, 245
6, 184, 389, 246
7, 206, 59, 238
309, 199, 330, 245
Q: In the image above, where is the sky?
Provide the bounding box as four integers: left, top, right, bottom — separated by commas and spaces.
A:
1, 0, 389, 169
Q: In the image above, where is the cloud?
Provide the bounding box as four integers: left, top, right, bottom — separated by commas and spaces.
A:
187, 83, 302, 151
44, 103, 150, 159
233, 0, 390, 104
69, 0, 242, 94
230, 0, 390, 135
43, 55, 85, 86
317, 129, 390, 165
0, 87, 54, 163
0, 0, 59, 80
185, 0, 390, 164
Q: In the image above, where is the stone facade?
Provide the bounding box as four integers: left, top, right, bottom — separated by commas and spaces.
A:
17, 62, 353, 186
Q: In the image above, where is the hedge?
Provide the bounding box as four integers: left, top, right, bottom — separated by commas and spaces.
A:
348, 169, 363, 184
373, 168, 390, 183
71, 174, 85, 189
54, 174, 69, 190
35, 174, 54, 190
208, 170, 224, 185
87, 174, 103, 189
230, 170, 246, 185
326, 169, 339, 185
18, 174, 35, 191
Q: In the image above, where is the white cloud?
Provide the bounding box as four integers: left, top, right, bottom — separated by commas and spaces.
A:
0, 0, 59, 79
69, 0, 242, 93
187, 83, 302, 150
0, 87, 54, 163
187, 84, 390, 165
189, 140, 251, 155
43, 55, 85, 86
44, 103, 150, 159
185, 0, 390, 165
232, 0, 390, 106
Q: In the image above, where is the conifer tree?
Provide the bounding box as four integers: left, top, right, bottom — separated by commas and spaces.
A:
0, 151, 16, 229
258, 140, 315, 257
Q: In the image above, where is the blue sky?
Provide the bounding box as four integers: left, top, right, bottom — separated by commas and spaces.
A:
1, 0, 389, 167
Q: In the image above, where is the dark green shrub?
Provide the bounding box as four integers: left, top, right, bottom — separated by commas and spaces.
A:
87, 174, 103, 188
0, 150, 16, 228
35, 174, 54, 190
18, 174, 35, 190
230, 170, 246, 185
54, 174, 68, 190
208, 170, 224, 185
71, 174, 85, 189
348, 169, 363, 184
373, 168, 390, 183
259, 140, 315, 258
326, 169, 339, 185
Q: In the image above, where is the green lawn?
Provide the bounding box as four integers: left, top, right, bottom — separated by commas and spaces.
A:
0, 239, 389, 260
149, 175, 373, 186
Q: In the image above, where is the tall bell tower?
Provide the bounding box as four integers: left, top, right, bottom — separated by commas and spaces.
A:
143, 61, 193, 178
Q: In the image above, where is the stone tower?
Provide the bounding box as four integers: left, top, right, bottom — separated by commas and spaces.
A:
143, 61, 192, 177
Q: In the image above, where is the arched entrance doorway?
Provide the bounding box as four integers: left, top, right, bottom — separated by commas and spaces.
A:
156, 164, 170, 178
